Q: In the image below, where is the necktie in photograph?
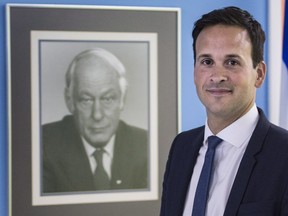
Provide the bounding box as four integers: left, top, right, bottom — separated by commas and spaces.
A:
93, 148, 110, 190
192, 136, 223, 216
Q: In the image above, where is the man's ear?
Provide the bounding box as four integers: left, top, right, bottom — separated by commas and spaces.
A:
119, 92, 127, 110
64, 88, 75, 113
255, 61, 266, 88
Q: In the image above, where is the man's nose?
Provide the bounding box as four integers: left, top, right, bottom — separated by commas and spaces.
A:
92, 100, 104, 121
210, 67, 228, 83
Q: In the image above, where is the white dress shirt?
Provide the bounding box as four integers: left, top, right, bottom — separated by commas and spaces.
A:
82, 136, 115, 179
183, 105, 259, 216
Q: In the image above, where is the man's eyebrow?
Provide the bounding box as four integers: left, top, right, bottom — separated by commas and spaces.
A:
196, 54, 212, 61
225, 54, 241, 59
196, 54, 243, 61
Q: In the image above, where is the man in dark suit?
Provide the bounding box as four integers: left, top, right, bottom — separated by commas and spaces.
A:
42, 48, 148, 193
160, 7, 288, 216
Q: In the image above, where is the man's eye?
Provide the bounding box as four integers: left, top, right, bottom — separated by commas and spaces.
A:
79, 98, 93, 105
226, 59, 239, 66
101, 96, 115, 105
201, 59, 213, 66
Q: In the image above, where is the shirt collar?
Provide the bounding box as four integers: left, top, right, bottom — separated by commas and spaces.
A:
82, 135, 115, 159
204, 104, 259, 148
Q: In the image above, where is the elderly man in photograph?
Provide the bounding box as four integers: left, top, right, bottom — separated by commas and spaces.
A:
42, 48, 148, 193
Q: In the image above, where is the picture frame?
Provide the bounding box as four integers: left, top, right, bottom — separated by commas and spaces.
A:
31, 30, 158, 205
7, 4, 180, 216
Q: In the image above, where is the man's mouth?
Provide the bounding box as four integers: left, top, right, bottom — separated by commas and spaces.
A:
206, 88, 232, 96
89, 125, 109, 133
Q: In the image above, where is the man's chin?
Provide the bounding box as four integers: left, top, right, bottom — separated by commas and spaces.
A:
85, 135, 110, 148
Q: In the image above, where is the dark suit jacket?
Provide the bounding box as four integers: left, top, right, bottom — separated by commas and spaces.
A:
160, 108, 288, 216
42, 115, 148, 193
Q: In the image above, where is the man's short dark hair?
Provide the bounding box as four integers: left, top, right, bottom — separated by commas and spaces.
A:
192, 6, 266, 68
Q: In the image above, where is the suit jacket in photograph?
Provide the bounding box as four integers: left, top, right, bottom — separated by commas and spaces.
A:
42, 115, 148, 193
160, 108, 288, 216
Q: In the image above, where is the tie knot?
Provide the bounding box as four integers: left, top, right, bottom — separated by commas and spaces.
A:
207, 136, 222, 150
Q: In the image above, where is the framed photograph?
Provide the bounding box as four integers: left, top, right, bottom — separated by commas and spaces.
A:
7, 4, 180, 216
31, 31, 158, 205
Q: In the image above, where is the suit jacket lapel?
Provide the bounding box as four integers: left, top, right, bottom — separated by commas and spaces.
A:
165, 128, 204, 215
224, 108, 271, 216
62, 117, 95, 190
176, 130, 204, 202
111, 121, 133, 188
63, 141, 94, 190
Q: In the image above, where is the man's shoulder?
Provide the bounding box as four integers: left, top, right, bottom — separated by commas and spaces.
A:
43, 115, 73, 129
117, 120, 147, 137
42, 115, 82, 156
115, 121, 148, 149
176, 125, 205, 139
257, 107, 288, 142
42, 115, 76, 139
267, 123, 288, 143
168, 126, 205, 150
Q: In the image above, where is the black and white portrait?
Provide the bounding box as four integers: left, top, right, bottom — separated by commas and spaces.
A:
31, 31, 158, 205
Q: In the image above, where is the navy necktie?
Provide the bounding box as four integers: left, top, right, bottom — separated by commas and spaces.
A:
192, 136, 223, 216
93, 148, 110, 190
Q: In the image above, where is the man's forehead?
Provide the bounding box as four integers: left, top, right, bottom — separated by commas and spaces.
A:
197, 24, 250, 43
195, 25, 252, 56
